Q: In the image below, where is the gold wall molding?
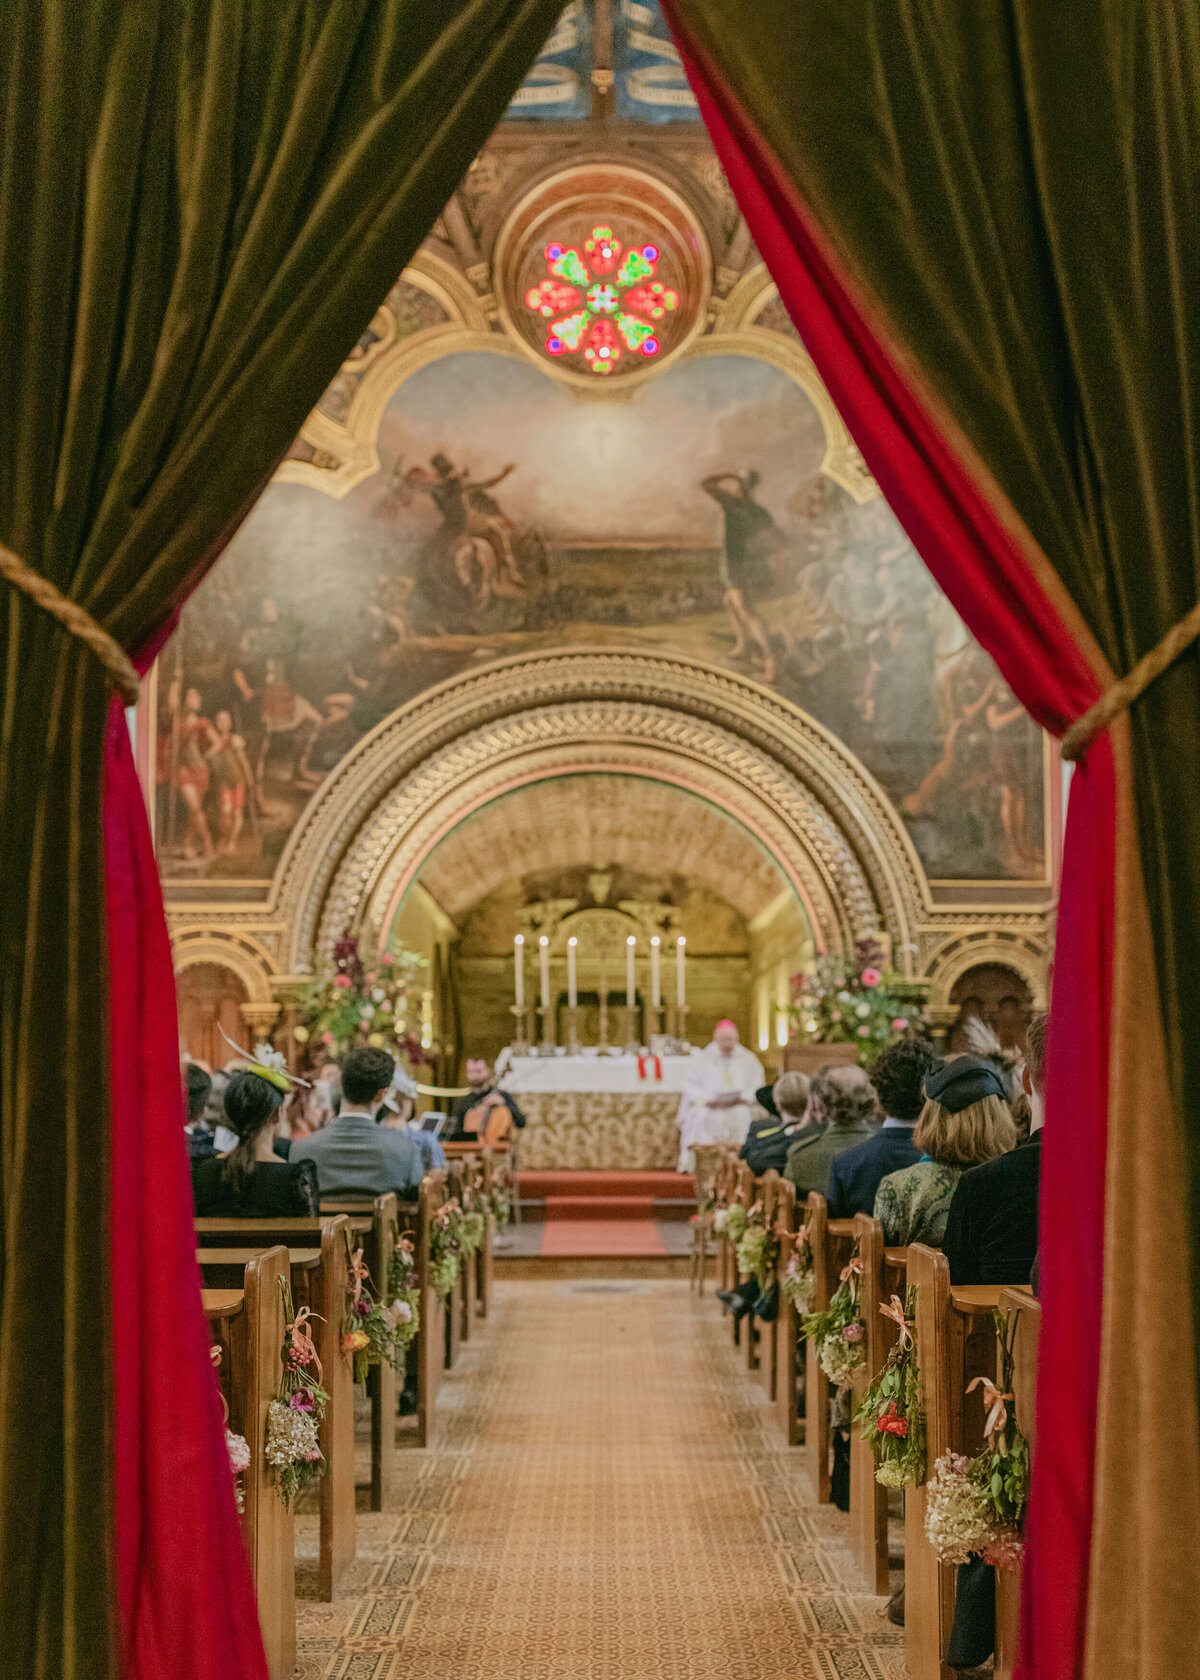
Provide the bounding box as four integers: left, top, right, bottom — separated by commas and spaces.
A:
165, 649, 1048, 1014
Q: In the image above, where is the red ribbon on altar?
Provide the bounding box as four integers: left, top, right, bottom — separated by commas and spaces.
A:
636, 1054, 663, 1081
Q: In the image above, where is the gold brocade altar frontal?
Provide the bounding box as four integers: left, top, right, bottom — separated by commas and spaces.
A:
517, 1093, 681, 1171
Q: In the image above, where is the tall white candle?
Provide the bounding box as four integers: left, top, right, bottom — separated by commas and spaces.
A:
539, 936, 551, 1010
626, 935, 637, 1006
567, 936, 578, 1008
650, 936, 661, 1007
676, 935, 686, 1006
514, 934, 525, 1008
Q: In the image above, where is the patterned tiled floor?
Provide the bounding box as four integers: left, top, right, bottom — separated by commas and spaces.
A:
294, 1280, 904, 1679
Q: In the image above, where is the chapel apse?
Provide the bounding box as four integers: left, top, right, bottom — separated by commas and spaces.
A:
157, 348, 1045, 888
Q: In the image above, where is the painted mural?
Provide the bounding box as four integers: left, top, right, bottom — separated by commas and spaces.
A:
157, 351, 1045, 883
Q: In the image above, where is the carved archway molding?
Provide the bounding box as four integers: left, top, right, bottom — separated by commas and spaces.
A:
164, 651, 1050, 1004
268, 649, 927, 968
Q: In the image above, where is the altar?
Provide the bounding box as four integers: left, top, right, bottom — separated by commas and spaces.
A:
500, 1052, 699, 1171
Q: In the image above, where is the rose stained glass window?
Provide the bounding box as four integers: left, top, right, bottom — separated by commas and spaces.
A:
523, 224, 680, 376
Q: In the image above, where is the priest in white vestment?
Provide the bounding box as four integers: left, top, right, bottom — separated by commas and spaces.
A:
676, 1020, 765, 1172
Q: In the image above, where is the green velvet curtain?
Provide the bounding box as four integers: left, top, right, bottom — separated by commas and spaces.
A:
670, 0, 1200, 1367
0, 3, 562, 1674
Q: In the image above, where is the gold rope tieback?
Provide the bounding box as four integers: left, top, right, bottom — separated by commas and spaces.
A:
1061, 598, 1200, 762
0, 541, 140, 707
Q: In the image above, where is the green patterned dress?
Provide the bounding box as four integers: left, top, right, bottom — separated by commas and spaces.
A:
873, 1161, 964, 1247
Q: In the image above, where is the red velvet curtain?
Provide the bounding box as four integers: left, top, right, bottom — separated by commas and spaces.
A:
658, 12, 1116, 1678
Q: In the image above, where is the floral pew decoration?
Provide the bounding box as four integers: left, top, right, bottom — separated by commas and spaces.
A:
429, 1197, 466, 1297
720, 1198, 749, 1247
924, 1309, 1030, 1571
210, 1344, 251, 1512
341, 1231, 418, 1386
386, 1230, 422, 1354
856, 1287, 926, 1489
266, 1279, 328, 1508
489, 1164, 513, 1229
780, 1218, 816, 1314
802, 1250, 866, 1389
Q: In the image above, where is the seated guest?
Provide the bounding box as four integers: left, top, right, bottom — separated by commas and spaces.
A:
827, 1038, 938, 1217
291, 1045, 424, 1198
379, 1068, 446, 1170
740, 1072, 819, 1175
448, 1056, 526, 1144
784, 1065, 878, 1199
874, 1055, 1016, 1247
191, 1062, 317, 1217
184, 1061, 216, 1158
944, 1012, 1047, 1285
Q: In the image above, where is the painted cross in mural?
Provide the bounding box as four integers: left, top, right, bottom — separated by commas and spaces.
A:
524, 225, 679, 375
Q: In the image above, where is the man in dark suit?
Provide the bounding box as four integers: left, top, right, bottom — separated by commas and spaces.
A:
826, 1037, 938, 1218
944, 1012, 1046, 1286
739, 1072, 820, 1175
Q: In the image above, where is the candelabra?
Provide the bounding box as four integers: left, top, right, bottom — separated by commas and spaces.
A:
510, 1004, 533, 1054
668, 1002, 690, 1043
537, 1004, 556, 1055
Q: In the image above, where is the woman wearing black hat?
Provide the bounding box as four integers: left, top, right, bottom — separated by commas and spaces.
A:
873, 1056, 1016, 1248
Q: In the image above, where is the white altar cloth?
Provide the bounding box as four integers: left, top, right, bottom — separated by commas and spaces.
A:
500, 1051, 700, 1095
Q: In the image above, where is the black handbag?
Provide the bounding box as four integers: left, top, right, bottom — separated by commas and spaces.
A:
752, 1282, 779, 1321
946, 1556, 996, 1669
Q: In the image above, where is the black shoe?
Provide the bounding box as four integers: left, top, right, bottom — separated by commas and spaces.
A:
886, 1585, 905, 1627
717, 1280, 758, 1319
397, 1384, 419, 1417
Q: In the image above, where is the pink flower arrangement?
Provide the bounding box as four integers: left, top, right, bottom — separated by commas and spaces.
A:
857, 1024, 870, 1037
332, 973, 352, 989
892, 1018, 909, 1032
382, 953, 394, 967
877, 1402, 909, 1439
860, 967, 882, 987
842, 1322, 864, 1343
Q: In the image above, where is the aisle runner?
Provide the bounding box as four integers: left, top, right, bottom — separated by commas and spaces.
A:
294, 1282, 903, 1679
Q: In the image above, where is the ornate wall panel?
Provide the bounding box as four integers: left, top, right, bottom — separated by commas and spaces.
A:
164, 649, 1048, 1011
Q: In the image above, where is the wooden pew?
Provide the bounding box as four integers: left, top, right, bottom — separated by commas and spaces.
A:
849, 1215, 908, 1593
474, 1146, 499, 1316
772, 1178, 804, 1445
416, 1171, 447, 1441
714, 1149, 739, 1294
994, 1285, 1039, 1680
198, 1215, 356, 1599
204, 1245, 295, 1680
321, 1193, 404, 1510
689, 1144, 728, 1294
731, 1161, 757, 1351
803, 1192, 856, 1503
752, 1169, 782, 1400
905, 1245, 1003, 1680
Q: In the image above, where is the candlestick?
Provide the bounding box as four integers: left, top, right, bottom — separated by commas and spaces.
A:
676, 935, 686, 1007
650, 936, 661, 1007
567, 936, 578, 1008
539, 935, 551, 1011
625, 935, 636, 1008
514, 934, 525, 1009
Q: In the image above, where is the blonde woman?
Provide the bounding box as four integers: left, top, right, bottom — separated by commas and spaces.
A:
873, 1057, 1016, 1247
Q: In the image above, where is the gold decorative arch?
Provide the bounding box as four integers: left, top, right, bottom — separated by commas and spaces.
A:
164, 649, 1049, 1003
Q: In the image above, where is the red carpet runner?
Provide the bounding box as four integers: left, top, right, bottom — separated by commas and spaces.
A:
516, 1170, 695, 1258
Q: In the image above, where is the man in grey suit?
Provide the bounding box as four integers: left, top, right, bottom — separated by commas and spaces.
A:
291, 1045, 424, 1199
